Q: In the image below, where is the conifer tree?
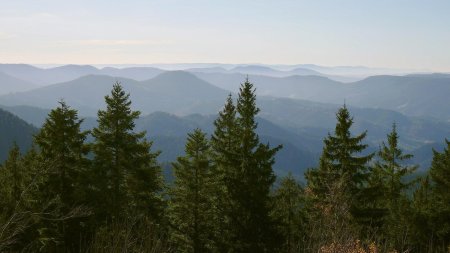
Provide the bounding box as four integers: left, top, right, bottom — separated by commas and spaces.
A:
211, 80, 281, 252
428, 139, 450, 249
168, 129, 214, 253
272, 173, 305, 253
35, 101, 88, 207
410, 141, 450, 252
0, 144, 24, 214
91, 83, 162, 222
210, 94, 240, 180
372, 123, 416, 207
305, 105, 373, 247
369, 123, 417, 250
0, 145, 33, 251
323, 105, 373, 196
34, 101, 89, 250
210, 94, 239, 251
411, 175, 433, 251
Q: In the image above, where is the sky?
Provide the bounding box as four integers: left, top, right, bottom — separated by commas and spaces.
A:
1, 0, 449, 71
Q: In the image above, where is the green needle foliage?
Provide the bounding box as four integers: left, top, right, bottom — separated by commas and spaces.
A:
368, 123, 417, 250
210, 94, 240, 251
272, 173, 306, 253
305, 105, 374, 248
211, 79, 281, 252
0, 79, 448, 253
35, 101, 89, 208
168, 129, 215, 253
91, 83, 162, 222
419, 140, 450, 251
34, 100, 90, 251
0, 144, 24, 212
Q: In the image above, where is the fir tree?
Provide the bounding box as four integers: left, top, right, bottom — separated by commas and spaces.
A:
91, 83, 162, 222
428, 139, 450, 249
369, 123, 417, 250
0, 143, 24, 213
168, 129, 214, 253
323, 105, 373, 196
305, 105, 373, 247
210, 94, 239, 251
34, 100, 89, 251
272, 173, 305, 253
411, 175, 434, 251
372, 123, 416, 207
34, 101, 89, 208
212, 79, 281, 252
410, 140, 450, 252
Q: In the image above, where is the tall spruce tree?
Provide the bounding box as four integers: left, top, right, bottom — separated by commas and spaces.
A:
168, 129, 214, 253
410, 141, 450, 252
35, 101, 88, 208
369, 123, 417, 250
210, 94, 240, 251
305, 105, 373, 247
372, 123, 416, 207
211, 80, 281, 252
91, 83, 162, 222
323, 105, 373, 196
34, 101, 89, 251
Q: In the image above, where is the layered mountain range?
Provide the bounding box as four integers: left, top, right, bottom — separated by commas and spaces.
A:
0, 64, 448, 178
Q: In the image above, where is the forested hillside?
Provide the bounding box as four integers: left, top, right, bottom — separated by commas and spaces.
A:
0, 80, 448, 252
0, 108, 37, 161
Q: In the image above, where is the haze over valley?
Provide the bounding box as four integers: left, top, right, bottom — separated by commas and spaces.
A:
1, 1, 450, 251
1, 63, 449, 176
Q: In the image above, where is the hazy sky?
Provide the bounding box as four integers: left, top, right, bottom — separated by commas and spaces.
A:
1, 0, 449, 71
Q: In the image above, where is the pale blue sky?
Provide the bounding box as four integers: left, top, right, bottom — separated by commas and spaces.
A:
1, 0, 449, 71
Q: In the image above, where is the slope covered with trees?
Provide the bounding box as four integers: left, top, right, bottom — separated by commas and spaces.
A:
0, 108, 37, 162
0, 79, 448, 252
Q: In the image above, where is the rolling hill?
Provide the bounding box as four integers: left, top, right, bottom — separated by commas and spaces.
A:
0, 71, 37, 94
0, 64, 166, 86
0, 71, 230, 116
195, 72, 450, 120
0, 70, 448, 175
0, 108, 37, 162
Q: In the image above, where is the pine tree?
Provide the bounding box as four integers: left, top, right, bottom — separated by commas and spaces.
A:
411, 175, 434, 251
410, 141, 450, 252
34, 100, 89, 251
91, 83, 162, 222
428, 139, 450, 250
210, 94, 240, 176
168, 129, 214, 253
323, 105, 373, 196
304, 105, 373, 247
369, 123, 417, 250
35, 101, 88, 208
0, 145, 31, 252
211, 79, 281, 252
272, 173, 305, 253
210, 94, 239, 251
0, 143, 24, 214
372, 123, 416, 208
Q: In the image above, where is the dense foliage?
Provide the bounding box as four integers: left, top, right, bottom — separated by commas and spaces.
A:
0, 80, 448, 252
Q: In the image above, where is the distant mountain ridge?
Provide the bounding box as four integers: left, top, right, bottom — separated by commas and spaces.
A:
0, 108, 37, 161
0, 71, 37, 95
0, 71, 230, 116
0, 64, 165, 86
196, 72, 450, 120
0, 65, 448, 176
